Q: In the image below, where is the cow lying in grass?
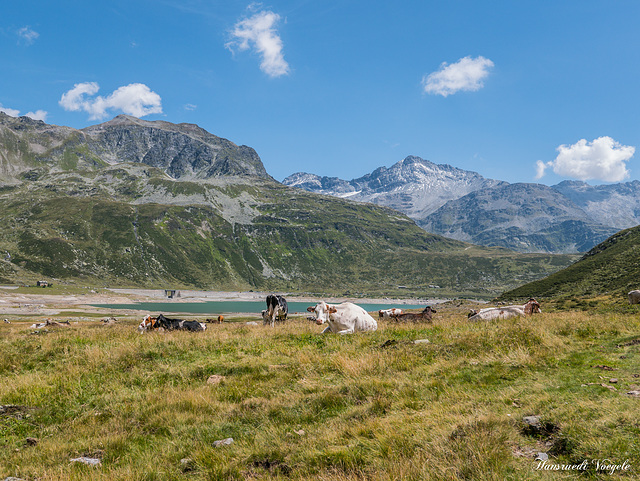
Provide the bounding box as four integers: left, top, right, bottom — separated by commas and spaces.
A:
378, 308, 403, 319
395, 306, 436, 322
467, 298, 541, 322
30, 319, 71, 329
138, 314, 206, 332
307, 301, 377, 334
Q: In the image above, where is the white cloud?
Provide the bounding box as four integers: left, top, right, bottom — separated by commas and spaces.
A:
536, 136, 635, 182
422, 56, 494, 97
535, 160, 547, 180
184, 103, 197, 111
59, 82, 163, 120
0, 104, 21, 117
59, 82, 100, 112
17, 26, 39, 45
226, 8, 289, 77
0, 104, 48, 121
25, 110, 48, 121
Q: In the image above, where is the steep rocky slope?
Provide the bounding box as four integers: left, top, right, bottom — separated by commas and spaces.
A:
0, 112, 269, 183
421, 183, 618, 253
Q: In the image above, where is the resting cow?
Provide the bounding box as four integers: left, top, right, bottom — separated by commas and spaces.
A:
378, 308, 403, 319
467, 298, 541, 322
395, 306, 436, 322
265, 294, 288, 327
307, 301, 377, 334
629, 290, 640, 305
138, 314, 206, 332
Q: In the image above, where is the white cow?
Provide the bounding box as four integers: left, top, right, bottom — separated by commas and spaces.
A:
629, 290, 640, 304
468, 298, 541, 322
378, 308, 403, 319
307, 301, 378, 334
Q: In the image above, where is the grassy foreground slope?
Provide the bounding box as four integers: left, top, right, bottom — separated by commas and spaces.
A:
500, 225, 640, 301
1, 307, 639, 480
0, 169, 577, 297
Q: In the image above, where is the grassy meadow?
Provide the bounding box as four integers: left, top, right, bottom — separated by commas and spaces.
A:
1, 302, 639, 480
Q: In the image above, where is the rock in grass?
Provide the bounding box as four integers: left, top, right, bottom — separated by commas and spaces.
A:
207, 375, 225, 385
521, 415, 560, 437
213, 437, 234, 447
70, 457, 101, 466
522, 416, 542, 429
180, 458, 196, 472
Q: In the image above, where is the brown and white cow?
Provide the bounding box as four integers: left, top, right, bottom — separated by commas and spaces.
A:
395, 306, 437, 322
307, 301, 377, 334
467, 298, 541, 322
378, 308, 403, 319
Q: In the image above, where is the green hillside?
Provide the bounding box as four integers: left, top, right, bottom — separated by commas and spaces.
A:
0, 166, 576, 297
499, 225, 640, 300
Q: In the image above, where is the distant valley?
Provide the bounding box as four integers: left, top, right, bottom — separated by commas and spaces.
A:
284, 157, 640, 253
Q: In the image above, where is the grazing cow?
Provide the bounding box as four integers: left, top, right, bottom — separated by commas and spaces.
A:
395, 306, 437, 322
206, 316, 224, 324
468, 298, 541, 322
378, 308, 403, 319
629, 290, 640, 305
138, 314, 206, 332
307, 301, 377, 334
265, 294, 288, 327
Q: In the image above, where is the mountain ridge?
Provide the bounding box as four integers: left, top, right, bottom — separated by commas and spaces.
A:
284, 157, 640, 253
0, 112, 270, 183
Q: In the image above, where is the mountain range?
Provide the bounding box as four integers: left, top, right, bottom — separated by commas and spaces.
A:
283, 157, 640, 253
0, 113, 576, 296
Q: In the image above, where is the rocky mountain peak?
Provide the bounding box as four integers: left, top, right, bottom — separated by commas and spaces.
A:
1, 114, 272, 183
283, 155, 506, 218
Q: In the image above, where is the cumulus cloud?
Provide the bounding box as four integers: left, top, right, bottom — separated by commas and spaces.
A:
226, 7, 289, 77
535, 136, 635, 182
0, 104, 21, 117
422, 56, 494, 97
59, 82, 163, 120
17, 26, 39, 45
24, 110, 48, 121
0, 104, 48, 121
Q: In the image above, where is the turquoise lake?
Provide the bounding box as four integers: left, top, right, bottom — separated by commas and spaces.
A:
91, 301, 430, 315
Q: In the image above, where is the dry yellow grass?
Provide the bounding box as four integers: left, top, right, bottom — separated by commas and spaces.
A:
1, 303, 639, 479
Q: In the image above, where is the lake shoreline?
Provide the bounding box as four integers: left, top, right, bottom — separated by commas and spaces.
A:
0, 286, 451, 319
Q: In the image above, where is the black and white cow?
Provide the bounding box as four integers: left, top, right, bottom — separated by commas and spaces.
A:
138, 314, 206, 332
265, 294, 288, 327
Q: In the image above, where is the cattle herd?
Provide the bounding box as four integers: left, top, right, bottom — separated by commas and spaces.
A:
137, 294, 546, 335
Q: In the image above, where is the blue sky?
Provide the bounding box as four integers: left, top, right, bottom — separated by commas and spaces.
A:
2, 0, 639, 185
